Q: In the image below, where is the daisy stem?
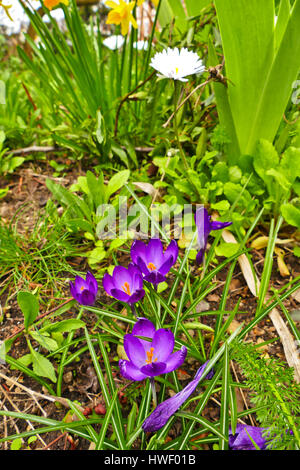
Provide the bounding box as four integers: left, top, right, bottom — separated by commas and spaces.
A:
173, 81, 189, 172
150, 377, 157, 408
173, 81, 200, 197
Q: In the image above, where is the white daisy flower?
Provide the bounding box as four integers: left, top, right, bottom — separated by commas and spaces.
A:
102, 35, 125, 50
150, 47, 205, 82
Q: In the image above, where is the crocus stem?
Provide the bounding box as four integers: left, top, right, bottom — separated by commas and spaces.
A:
57, 307, 84, 396
131, 304, 138, 319
150, 377, 157, 408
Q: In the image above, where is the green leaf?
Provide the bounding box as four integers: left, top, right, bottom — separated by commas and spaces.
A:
280, 146, 300, 185
41, 319, 86, 334
293, 246, 300, 257
0, 187, 9, 199
207, 38, 240, 163
30, 331, 58, 352
158, 0, 187, 30
94, 109, 106, 145
30, 349, 57, 383
181, 322, 214, 333
184, 0, 211, 16
275, 0, 291, 50
215, 0, 300, 155
11, 437, 23, 450
253, 139, 279, 185
46, 179, 92, 222
211, 200, 230, 212
65, 218, 94, 234
215, 242, 240, 258
17, 291, 39, 330
105, 169, 130, 202
10, 353, 32, 370
86, 170, 104, 209
110, 143, 129, 169
281, 203, 300, 228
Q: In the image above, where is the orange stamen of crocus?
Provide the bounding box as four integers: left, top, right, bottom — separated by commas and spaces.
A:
147, 262, 157, 271
122, 281, 131, 296
146, 347, 158, 364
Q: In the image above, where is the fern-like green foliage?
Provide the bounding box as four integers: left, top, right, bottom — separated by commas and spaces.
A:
233, 341, 300, 450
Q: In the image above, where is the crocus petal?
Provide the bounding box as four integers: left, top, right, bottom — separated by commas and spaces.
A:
132, 318, 156, 351
146, 238, 164, 267
128, 289, 145, 304
113, 265, 132, 287
131, 240, 147, 265
124, 334, 147, 368
119, 360, 148, 381
69, 281, 77, 300
70, 272, 98, 305
86, 271, 98, 296
163, 346, 187, 374
74, 276, 88, 292
144, 272, 166, 285
194, 207, 211, 249
158, 256, 175, 276
210, 221, 233, 231
110, 288, 131, 302
229, 424, 268, 450
163, 240, 178, 265
196, 248, 205, 266
151, 328, 175, 362
135, 256, 151, 276
80, 289, 96, 306
128, 263, 144, 291
140, 362, 166, 377
102, 273, 115, 295
142, 361, 214, 432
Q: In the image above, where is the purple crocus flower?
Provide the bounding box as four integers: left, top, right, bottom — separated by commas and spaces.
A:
142, 360, 214, 432
130, 238, 178, 286
102, 263, 145, 305
229, 424, 268, 450
69, 271, 98, 306
195, 207, 232, 265
119, 318, 187, 381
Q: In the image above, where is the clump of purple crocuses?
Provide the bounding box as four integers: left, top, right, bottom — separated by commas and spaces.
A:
119, 318, 187, 382
130, 238, 178, 287
102, 264, 145, 305
69, 271, 98, 306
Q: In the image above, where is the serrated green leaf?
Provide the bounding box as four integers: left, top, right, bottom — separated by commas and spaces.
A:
30, 331, 58, 352
31, 349, 57, 383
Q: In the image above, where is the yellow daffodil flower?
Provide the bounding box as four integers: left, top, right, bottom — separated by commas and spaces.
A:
106, 0, 137, 36
44, 0, 69, 10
